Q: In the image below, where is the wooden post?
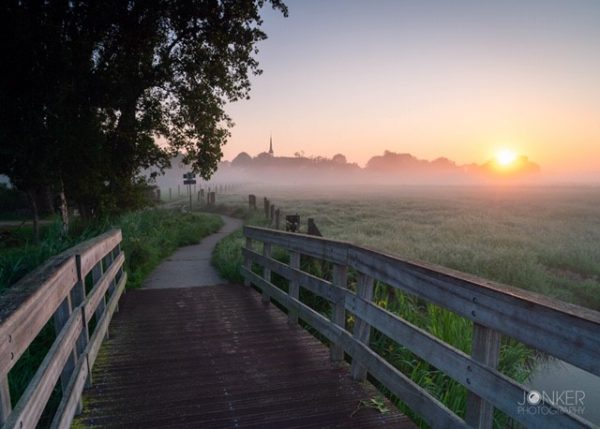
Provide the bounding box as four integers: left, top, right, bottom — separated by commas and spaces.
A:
262, 243, 272, 304
73, 256, 91, 392
91, 262, 108, 340
330, 264, 348, 365
351, 273, 374, 381
275, 209, 281, 230
270, 205, 275, 224
53, 295, 78, 402
249, 194, 256, 210
465, 323, 501, 429
0, 376, 10, 426
178, 184, 180, 197
307, 218, 322, 236
288, 251, 300, 326
264, 198, 270, 219
243, 237, 253, 287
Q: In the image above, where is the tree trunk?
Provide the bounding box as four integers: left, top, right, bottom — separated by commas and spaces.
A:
57, 179, 69, 236
27, 189, 40, 243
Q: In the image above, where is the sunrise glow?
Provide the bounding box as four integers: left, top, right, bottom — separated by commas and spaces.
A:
496, 149, 518, 167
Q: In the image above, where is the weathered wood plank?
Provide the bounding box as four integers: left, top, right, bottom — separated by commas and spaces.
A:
351, 273, 374, 381
87, 272, 127, 372
344, 293, 592, 428
288, 251, 300, 325
242, 266, 463, 428
49, 349, 89, 429
242, 267, 342, 342
262, 243, 272, 304
347, 246, 600, 376
242, 247, 334, 302
76, 229, 122, 277
330, 264, 347, 365
4, 311, 82, 429
465, 324, 501, 429
52, 295, 77, 401
83, 252, 125, 323
0, 376, 10, 426
244, 226, 349, 265
0, 256, 78, 378
243, 237, 253, 287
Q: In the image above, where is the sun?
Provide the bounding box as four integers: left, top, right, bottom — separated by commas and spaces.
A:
496, 149, 517, 166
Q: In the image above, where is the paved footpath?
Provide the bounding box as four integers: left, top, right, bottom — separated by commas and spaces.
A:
143, 214, 243, 289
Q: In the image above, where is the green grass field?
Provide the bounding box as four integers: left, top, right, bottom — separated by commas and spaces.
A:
212, 184, 600, 427
216, 185, 600, 311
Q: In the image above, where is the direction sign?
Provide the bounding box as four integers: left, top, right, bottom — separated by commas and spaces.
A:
183, 172, 196, 179
183, 179, 196, 185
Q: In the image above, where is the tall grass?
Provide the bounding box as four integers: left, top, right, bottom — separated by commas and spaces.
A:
0, 208, 223, 426
212, 186, 600, 311
119, 210, 223, 288
211, 194, 539, 428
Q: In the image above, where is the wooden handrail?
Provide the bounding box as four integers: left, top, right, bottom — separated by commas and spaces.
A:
0, 229, 127, 429
242, 225, 599, 429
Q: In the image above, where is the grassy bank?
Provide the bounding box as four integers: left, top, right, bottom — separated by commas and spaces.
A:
0, 208, 223, 426
0, 209, 223, 292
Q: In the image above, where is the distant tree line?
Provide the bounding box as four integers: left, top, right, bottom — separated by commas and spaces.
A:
228, 149, 540, 177
0, 0, 287, 239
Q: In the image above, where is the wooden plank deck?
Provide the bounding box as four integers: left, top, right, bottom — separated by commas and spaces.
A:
75, 285, 414, 428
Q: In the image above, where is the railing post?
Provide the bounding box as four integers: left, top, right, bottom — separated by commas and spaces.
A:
53, 293, 78, 407
0, 376, 10, 426
262, 242, 272, 304
72, 256, 89, 407
287, 251, 300, 326
91, 261, 108, 340
351, 273, 374, 381
105, 248, 118, 312
465, 323, 501, 429
243, 237, 253, 287
330, 263, 348, 366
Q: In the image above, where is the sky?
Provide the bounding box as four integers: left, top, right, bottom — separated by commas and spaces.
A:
223, 0, 600, 178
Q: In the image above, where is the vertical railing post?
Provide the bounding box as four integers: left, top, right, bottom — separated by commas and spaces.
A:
72, 255, 90, 402
105, 248, 118, 312
330, 264, 348, 366
91, 261, 108, 340
53, 293, 77, 405
0, 376, 10, 426
243, 237, 253, 287
262, 242, 272, 304
465, 323, 501, 429
287, 251, 300, 326
351, 273, 374, 380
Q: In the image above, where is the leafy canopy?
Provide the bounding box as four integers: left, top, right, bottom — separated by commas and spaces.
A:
0, 0, 287, 215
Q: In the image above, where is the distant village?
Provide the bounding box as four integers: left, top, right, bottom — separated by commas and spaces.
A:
149, 137, 540, 189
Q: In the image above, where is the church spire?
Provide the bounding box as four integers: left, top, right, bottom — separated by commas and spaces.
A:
268, 133, 274, 155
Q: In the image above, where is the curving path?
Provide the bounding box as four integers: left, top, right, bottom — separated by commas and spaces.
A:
143, 214, 243, 289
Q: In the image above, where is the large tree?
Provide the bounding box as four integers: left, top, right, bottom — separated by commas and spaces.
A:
0, 0, 287, 231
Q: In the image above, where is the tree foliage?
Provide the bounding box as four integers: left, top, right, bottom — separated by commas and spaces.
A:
0, 0, 287, 220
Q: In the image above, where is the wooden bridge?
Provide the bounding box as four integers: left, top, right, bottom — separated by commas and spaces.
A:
1, 225, 599, 428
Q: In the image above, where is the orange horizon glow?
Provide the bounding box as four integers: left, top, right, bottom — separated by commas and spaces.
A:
216, 2, 600, 181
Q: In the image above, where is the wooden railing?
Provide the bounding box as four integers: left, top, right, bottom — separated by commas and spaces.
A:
0, 230, 126, 429
241, 226, 600, 429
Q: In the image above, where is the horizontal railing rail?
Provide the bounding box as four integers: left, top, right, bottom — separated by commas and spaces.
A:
0, 229, 127, 429
242, 225, 599, 429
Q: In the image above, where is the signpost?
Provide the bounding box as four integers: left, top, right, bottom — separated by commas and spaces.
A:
183, 172, 196, 210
